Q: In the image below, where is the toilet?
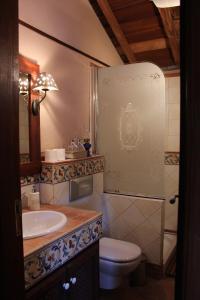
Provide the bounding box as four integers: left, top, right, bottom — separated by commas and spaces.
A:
99, 237, 142, 289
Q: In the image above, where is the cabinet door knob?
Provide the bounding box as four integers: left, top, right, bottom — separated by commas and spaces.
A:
63, 282, 70, 290
70, 277, 77, 285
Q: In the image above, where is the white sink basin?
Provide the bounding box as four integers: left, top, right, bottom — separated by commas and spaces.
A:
22, 210, 67, 239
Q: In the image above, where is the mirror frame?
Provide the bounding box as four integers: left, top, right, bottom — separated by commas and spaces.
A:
19, 54, 41, 176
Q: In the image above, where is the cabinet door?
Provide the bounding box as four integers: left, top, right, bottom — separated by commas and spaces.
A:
26, 242, 99, 300
43, 279, 69, 300
26, 267, 69, 300
66, 242, 99, 300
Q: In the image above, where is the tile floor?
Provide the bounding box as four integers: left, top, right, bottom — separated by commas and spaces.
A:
100, 277, 175, 300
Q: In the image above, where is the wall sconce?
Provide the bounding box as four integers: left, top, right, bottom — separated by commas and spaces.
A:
32, 72, 58, 115
152, 0, 180, 7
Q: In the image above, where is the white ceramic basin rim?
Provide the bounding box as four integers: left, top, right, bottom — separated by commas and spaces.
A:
22, 210, 67, 239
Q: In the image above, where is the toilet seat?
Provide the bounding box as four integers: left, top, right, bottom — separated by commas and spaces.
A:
100, 237, 141, 263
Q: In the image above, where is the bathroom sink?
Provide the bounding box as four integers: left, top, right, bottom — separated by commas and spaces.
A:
22, 210, 67, 239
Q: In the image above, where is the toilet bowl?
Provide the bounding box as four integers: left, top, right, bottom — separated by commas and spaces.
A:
99, 237, 142, 290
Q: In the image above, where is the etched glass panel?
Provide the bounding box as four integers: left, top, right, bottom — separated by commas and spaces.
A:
97, 63, 165, 198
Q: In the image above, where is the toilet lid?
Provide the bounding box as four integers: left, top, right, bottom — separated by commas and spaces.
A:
100, 237, 141, 263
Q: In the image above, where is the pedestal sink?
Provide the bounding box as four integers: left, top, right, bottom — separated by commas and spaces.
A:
22, 210, 67, 239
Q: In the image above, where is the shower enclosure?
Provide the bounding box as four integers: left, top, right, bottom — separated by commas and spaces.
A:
91, 62, 178, 271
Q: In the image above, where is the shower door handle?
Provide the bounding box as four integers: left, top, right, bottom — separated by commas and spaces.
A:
169, 194, 179, 204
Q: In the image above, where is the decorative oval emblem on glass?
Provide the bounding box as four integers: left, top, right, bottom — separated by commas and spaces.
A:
119, 102, 143, 151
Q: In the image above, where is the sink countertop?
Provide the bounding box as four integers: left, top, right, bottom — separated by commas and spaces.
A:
23, 204, 102, 257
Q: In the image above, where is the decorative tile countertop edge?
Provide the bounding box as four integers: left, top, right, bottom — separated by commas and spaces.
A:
41, 155, 104, 184
24, 205, 102, 290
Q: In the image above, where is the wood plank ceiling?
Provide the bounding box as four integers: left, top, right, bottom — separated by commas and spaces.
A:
89, 0, 180, 69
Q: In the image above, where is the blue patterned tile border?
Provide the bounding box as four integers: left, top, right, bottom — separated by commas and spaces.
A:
20, 174, 40, 186
24, 217, 102, 289
85, 158, 104, 175
40, 156, 104, 184
40, 165, 54, 184
165, 152, 180, 165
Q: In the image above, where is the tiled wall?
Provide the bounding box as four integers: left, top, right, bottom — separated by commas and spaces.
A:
101, 193, 164, 265
164, 164, 179, 231
20, 172, 104, 212
164, 76, 180, 231
20, 157, 104, 208
40, 172, 104, 211
165, 76, 180, 152
39, 157, 104, 205
39, 172, 164, 265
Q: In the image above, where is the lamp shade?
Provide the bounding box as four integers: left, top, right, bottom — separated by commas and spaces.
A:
19, 74, 29, 95
152, 0, 180, 8
33, 72, 58, 91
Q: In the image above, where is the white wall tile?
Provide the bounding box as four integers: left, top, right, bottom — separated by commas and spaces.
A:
53, 182, 70, 205
134, 198, 162, 218
165, 76, 180, 151
21, 185, 33, 208
165, 165, 179, 200
144, 237, 162, 265
93, 173, 104, 194
40, 183, 54, 204
121, 203, 146, 229
164, 165, 179, 231
166, 135, 180, 152
109, 214, 133, 240
101, 193, 164, 265
168, 103, 180, 120
21, 184, 39, 208
168, 77, 180, 104
168, 119, 180, 136
128, 220, 160, 250
163, 233, 177, 264
165, 78, 169, 104
101, 196, 119, 224
104, 193, 133, 215
148, 208, 162, 234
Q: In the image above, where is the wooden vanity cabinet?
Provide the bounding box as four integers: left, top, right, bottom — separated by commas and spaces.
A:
26, 241, 99, 300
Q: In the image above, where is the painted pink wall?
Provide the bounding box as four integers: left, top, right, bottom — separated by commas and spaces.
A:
19, 25, 91, 150
19, 0, 122, 66
19, 0, 122, 151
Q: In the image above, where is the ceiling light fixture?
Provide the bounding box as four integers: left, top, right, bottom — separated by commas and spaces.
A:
152, 0, 180, 8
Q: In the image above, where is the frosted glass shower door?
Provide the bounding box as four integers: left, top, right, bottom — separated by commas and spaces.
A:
96, 63, 165, 198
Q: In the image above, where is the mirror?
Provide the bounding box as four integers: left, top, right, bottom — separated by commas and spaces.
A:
19, 55, 41, 176
19, 72, 30, 164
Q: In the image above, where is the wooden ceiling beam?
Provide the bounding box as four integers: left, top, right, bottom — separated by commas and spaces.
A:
164, 69, 180, 77
158, 7, 180, 65
96, 0, 136, 63
130, 38, 167, 53
136, 48, 174, 68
